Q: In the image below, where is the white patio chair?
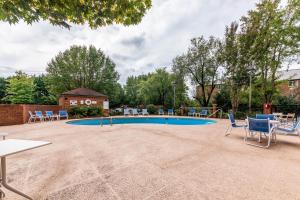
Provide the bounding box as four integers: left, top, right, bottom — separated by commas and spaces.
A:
142, 109, 149, 115
132, 109, 139, 115
124, 108, 130, 116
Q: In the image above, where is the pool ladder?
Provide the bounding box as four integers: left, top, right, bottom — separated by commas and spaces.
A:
100, 117, 113, 126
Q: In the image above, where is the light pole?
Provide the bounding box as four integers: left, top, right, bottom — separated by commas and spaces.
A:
249, 64, 255, 113
172, 81, 176, 109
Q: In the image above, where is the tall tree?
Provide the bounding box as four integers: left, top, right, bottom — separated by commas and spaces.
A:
139, 68, 174, 107
33, 75, 57, 105
173, 36, 222, 106
0, 0, 152, 29
5, 72, 34, 104
172, 56, 188, 107
124, 75, 148, 107
46, 45, 120, 105
0, 77, 6, 103
221, 22, 250, 113
240, 0, 300, 104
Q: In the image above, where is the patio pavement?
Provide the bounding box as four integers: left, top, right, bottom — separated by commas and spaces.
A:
0, 117, 300, 200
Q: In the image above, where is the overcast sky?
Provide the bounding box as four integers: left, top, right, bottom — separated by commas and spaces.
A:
0, 0, 260, 84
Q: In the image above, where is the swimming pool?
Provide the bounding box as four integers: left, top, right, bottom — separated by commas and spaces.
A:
67, 117, 216, 126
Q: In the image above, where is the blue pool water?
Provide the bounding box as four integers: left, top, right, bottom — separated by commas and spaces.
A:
66, 117, 216, 126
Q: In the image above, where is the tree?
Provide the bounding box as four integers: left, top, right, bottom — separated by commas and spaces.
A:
46, 45, 120, 105
33, 75, 57, 105
240, 0, 300, 104
124, 75, 147, 107
109, 83, 125, 108
139, 68, 174, 107
5, 72, 34, 104
221, 22, 250, 113
0, 77, 6, 103
172, 56, 188, 107
0, 0, 152, 29
173, 36, 222, 106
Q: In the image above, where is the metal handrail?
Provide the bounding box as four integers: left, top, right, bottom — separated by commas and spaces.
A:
207, 109, 223, 118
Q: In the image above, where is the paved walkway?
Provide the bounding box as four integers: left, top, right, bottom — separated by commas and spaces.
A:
0, 118, 300, 200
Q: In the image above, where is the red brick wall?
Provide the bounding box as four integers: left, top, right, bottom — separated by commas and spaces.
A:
0, 104, 24, 125
277, 80, 300, 101
59, 95, 108, 109
0, 104, 62, 126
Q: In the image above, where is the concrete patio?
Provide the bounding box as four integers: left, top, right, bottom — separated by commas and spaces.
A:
0, 118, 300, 200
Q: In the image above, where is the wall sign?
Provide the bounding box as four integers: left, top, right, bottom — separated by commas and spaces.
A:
70, 100, 78, 106
85, 99, 92, 106
103, 100, 109, 109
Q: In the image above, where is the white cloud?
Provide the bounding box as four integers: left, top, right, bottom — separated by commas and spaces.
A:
0, 0, 259, 83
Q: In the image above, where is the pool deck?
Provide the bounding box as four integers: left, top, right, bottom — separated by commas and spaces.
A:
0, 117, 300, 200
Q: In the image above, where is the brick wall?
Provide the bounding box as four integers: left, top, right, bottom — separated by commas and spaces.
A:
277, 80, 300, 101
59, 95, 108, 109
0, 104, 24, 125
0, 104, 62, 126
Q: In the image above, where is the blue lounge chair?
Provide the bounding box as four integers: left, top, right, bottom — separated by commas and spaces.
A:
35, 111, 45, 122
168, 109, 174, 116
59, 110, 69, 120
225, 113, 246, 136
276, 118, 300, 136
45, 111, 58, 121
256, 114, 275, 120
188, 108, 196, 117
245, 117, 276, 148
158, 109, 164, 115
199, 109, 208, 118
142, 109, 149, 115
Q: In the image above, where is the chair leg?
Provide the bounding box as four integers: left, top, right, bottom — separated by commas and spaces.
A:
225, 125, 232, 136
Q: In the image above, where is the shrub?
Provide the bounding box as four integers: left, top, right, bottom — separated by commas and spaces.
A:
146, 104, 157, 114
68, 106, 103, 118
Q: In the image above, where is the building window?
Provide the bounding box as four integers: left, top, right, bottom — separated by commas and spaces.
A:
288, 80, 296, 88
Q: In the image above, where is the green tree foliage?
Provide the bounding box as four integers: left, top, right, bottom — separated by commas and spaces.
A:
123, 68, 187, 108
140, 68, 174, 107
46, 45, 120, 105
0, 77, 6, 103
109, 83, 125, 107
240, 0, 300, 104
221, 22, 250, 113
172, 36, 222, 106
33, 75, 57, 105
172, 56, 188, 107
0, 0, 152, 29
5, 71, 34, 104
124, 74, 148, 107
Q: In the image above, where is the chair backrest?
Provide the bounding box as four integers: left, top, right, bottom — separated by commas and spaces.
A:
29, 111, 34, 117
293, 117, 300, 129
228, 113, 236, 127
273, 112, 282, 117
142, 109, 148, 114
201, 109, 208, 115
159, 108, 164, 113
189, 108, 196, 113
59, 110, 68, 116
46, 111, 53, 116
168, 109, 173, 113
132, 109, 138, 114
248, 117, 270, 133
256, 114, 275, 120
35, 111, 43, 117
